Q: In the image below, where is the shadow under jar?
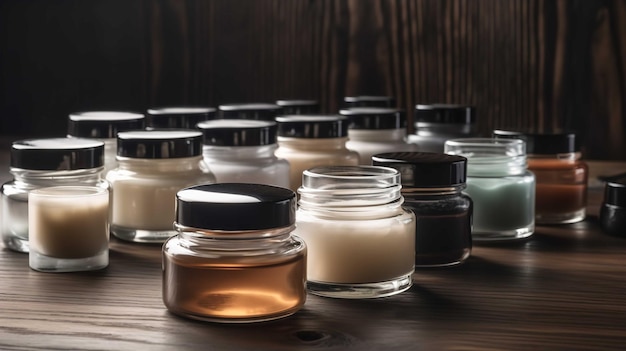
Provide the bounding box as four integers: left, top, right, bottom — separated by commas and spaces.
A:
163, 183, 307, 323
294, 165, 415, 299
445, 138, 535, 241
493, 130, 588, 224
372, 152, 472, 267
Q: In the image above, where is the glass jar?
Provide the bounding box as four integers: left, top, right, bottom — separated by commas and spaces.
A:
106, 130, 215, 243
163, 183, 306, 323
218, 103, 282, 121
294, 165, 415, 298
600, 179, 626, 237
493, 130, 588, 224
276, 99, 320, 115
372, 152, 472, 267
1, 138, 107, 253
146, 107, 216, 129
29, 186, 109, 272
408, 104, 477, 153
68, 111, 145, 175
197, 119, 290, 188
343, 95, 396, 108
275, 115, 360, 192
445, 138, 535, 241
341, 107, 419, 164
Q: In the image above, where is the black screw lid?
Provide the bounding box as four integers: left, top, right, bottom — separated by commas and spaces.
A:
117, 129, 203, 158
218, 103, 282, 121
372, 152, 467, 187
344, 96, 396, 108
276, 115, 349, 138
11, 138, 104, 170
276, 100, 320, 115
68, 111, 145, 139
339, 107, 406, 130
197, 120, 277, 146
176, 183, 296, 230
492, 130, 577, 154
604, 179, 626, 207
146, 107, 216, 129
414, 104, 475, 124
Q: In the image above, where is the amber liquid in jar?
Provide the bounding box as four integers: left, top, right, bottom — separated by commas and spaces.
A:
528, 158, 587, 224
163, 250, 306, 322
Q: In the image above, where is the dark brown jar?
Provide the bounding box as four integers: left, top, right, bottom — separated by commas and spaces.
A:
372, 152, 472, 267
600, 179, 626, 238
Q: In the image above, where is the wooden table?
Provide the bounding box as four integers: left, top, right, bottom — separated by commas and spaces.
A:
1, 156, 626, 350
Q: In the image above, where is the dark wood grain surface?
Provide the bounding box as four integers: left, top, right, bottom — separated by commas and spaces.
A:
1, 0, 625, 159
1, 157, 626, 350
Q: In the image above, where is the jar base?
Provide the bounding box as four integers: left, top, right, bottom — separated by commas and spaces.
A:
29, 250, 108, 272
166, 305, 302, 324
306, 274, 412, 299
415, 248, 471, 267
536, 208, 585, 225
2, 235, 29, 253
111, 225, 176, 243
472, 224, 534, 242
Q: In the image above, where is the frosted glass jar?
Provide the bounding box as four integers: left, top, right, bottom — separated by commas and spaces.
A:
445, 138, 535, 241
163, 183, 306, 323
1, 138, 107, 253
275, 115, 359, 192
146, 107, 216, 129
295, 166, 415, 299
276, 99, 320, 115
373, 152, 472, 267
68, 111, 145, 175
29, 186, 109, 272
197, 119, 290, 188
106, 130, 215, 243
218, 103, 282, 121
493, 130, 587, 224
344, 95, 396, 108
408, 104, 477, 153
341, 107, 419, 164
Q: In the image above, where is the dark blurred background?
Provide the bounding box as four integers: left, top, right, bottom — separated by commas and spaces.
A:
0, 0, 625, 159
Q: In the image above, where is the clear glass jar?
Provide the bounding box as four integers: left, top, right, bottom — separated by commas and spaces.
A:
106, 130, 215, 243
408, 104, 477, 153
275, 115, 360, 192
343, 95, 396, 108
373, 152, 472, 267
218, 103, 282, 121
600, 179, 626, 237
494, 130, 588, 224
341, 107, 419, 164
1, 138, 107, 253
445, 138, 535, 241
197, 120, 290, 188
294, 165, 415, 298
68, 111, 145, 176
276, 99, 320, 115
146, 107, 216, 129
163, 183, 306, 323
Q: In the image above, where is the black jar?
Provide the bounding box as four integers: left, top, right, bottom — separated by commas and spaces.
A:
600, 179, 626, 238
372, 152, 472, 267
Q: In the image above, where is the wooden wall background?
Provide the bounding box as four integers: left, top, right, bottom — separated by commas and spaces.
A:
0, 0, 625, 159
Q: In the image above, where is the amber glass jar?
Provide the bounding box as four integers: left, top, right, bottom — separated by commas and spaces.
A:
494, 130, 587, 224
